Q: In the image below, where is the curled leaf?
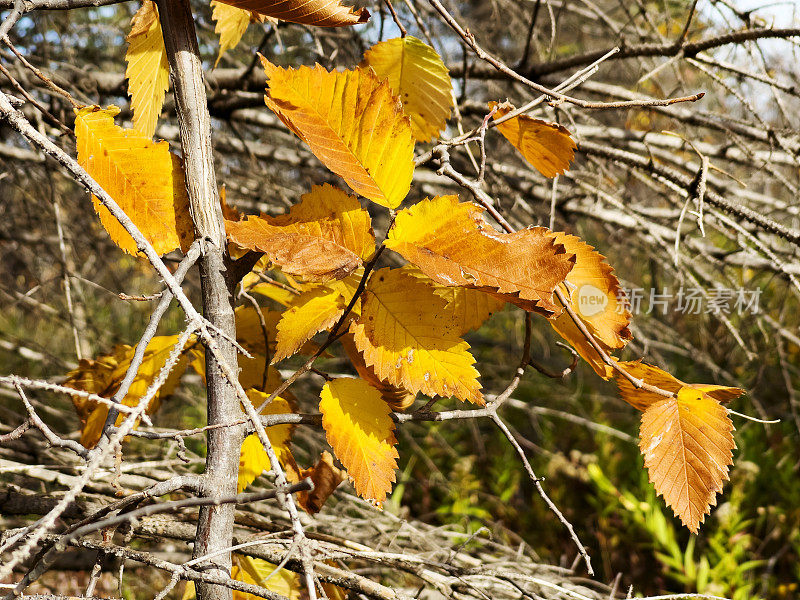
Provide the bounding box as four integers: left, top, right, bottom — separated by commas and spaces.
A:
295, 451, 346, 513
615, 360, 744, 411
490, 101, 576, 177
226, 217, 361, 281
386, 195, 574, 315
216, 0, 368, 27
548, 232, 632, 379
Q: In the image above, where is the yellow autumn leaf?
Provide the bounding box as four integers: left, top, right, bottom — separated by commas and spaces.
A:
262, 59, 414, 208
74, 106, 194, 256
261, 268, 363, 363
615, 360, 744, 411
238, 389, 295, 492
320, 377, 398, 503
247, 279, 301, 307
639, 387, 735, 533
490, 101, 576, 178
125, 0, 169, 138
273, 286, 345, 363
386, 195, 574, 315
64, 335, 191, 448
233, 555, 302, 600
211, 1, 251, 67
232, 305, 282, 357
361, 36, 453, 142
351, 267, 483, 404
341, 333, 416, 412
404, 268, 505, 334
215, 0, 368, 26
547, 232, 632, 379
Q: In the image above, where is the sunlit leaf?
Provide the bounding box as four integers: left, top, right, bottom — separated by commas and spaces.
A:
125, 0, 169, 138
615, 360, 744, 411
548, 232, 632, 379
75, 106, 194, 256
640, 387, 735, 533
273, 286, 344, 363
64, 335, 191, 448
361, 36, 452, 142
238, 389, 295, 492
351, 267, 482, 404
268, 184, 375, 261
211, 1, 252, 67
319, 377, 398, 503
226, 217, 361, 281
386, 195, 574, 315
490, 101, 576, 178
226, 184, 374, 280
262, 59, 414, 208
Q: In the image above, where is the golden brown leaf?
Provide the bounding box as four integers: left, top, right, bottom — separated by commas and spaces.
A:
547, 232, 631, 379
351, 267, 483, 404
74, 106, 194, 256
615, 360, 744, 411
226, 184, 374, 281
295, 451, 346, 513
64, 335, 191, 448
215, 0, 368, 26
385, 195, 574, 315
319, 377, 399, 503
639, 387, 735, 533
262, 60, 414, 208
268, 184, 375, 261
226, 217, 361, 281
490, 101, 576, 178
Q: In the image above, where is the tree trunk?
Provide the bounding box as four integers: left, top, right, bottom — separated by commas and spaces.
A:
156, 2, 244, 599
